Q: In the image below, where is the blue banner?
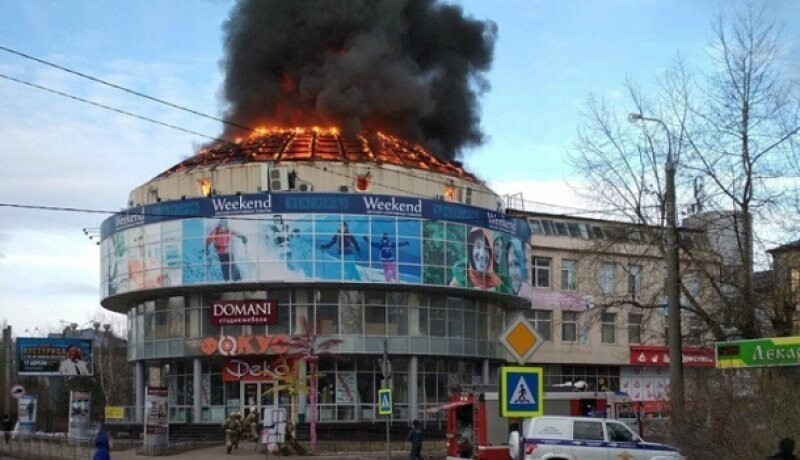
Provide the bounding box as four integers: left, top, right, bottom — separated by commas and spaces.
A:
17, 337, 94, 376
100, 193, 530, 241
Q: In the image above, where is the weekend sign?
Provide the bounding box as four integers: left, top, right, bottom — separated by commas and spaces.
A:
716, 336, 800, 368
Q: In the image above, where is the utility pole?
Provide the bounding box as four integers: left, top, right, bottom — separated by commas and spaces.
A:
3, 325, 11, 416
629, 113, 684, 421
382, 338, 391, 460
664, 150, 685, 420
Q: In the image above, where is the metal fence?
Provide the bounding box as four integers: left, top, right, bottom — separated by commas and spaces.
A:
0, 432, 94, 460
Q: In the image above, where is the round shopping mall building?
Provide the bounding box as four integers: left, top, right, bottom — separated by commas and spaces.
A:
99, 129, 531, 428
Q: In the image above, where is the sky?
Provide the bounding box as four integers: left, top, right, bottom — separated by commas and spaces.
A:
0, 0, 797, 337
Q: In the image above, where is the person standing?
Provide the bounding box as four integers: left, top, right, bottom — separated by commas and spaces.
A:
206, 219, 248, 282
2, 413, 12, 443
363, 233, 409, 281
407, 420, 423, 460
770, 437, 798, 460
92, 429, 111, 460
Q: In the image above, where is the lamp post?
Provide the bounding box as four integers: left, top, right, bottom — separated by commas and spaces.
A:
628, 113, 684, 421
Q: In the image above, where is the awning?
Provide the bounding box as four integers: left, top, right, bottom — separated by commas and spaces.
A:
421, 400, 473, 414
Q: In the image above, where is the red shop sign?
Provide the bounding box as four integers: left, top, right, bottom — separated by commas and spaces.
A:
629, 345, 715, 367
222, 357, 292, 382
210, 299, 277, 326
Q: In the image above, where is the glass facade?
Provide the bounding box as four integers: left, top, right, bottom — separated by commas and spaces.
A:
127, 288, 510, 361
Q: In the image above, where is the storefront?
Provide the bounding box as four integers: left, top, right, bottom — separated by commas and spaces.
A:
102, 189, 532, 425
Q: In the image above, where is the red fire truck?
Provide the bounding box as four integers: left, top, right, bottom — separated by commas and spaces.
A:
425, 388, 640, 460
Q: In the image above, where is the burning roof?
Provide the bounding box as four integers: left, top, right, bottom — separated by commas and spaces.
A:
156, 127, 478, 181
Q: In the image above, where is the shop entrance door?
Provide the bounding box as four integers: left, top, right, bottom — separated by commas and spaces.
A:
241, 381, 277, 419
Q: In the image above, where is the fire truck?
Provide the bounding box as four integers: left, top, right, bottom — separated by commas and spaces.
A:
425, 388, 640, 460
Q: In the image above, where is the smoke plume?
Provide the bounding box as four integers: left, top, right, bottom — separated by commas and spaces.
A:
220, 0, 496, 159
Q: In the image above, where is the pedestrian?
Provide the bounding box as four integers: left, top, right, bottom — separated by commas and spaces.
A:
243, 409, 258, 442
2, 413, 12, 443
508, 422, 521, 460
92, 429, 111, 460
222, 412, 242, 454
407, 419, 423, 460
769, 437, 798, 460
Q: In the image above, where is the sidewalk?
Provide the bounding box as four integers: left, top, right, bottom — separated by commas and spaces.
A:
112, 444, 424, 460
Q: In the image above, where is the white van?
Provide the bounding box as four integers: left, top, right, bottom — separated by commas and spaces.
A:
520, 416, 685, 460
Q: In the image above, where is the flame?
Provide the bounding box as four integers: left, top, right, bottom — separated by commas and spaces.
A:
198, 179, 212, 196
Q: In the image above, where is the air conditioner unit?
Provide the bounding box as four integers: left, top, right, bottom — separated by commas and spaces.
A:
339, 185, 350, 193
269, 167, 289, 191
298, 182, 314, 192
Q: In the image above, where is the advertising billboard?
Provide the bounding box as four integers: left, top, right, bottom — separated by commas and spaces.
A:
101, 193, 532, 299
17, 337, 93, 376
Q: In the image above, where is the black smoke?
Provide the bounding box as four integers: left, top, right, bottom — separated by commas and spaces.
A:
220, 0, 496, 159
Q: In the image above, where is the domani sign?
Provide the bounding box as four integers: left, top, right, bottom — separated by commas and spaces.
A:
716, 336, 800, 368
210, 300, 277, 326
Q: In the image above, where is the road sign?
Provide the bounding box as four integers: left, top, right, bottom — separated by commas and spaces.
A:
500, 366, 544, 417
716, 336, 800, 368
499, 315, 543, 364
378, 388, 393, 415
10, 384, 25, 399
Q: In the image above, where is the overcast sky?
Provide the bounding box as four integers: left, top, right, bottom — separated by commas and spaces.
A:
0, 0, 797, 337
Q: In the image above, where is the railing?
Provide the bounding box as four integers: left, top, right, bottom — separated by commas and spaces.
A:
0, 432, 94, 460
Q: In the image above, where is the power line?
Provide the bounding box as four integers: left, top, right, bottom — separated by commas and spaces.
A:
0, 43, 252, 133
0, 48, 689, 219
0, 72, 224, 143
0, 45, 491, 192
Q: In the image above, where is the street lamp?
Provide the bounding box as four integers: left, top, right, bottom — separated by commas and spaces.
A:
629, 113, 684, 420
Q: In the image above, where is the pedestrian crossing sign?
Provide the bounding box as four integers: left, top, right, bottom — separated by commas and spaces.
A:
499, 366, 543, 417
378, 388, 393, 416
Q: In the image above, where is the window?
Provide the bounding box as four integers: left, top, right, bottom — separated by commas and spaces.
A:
687, 315, 704, 344
601, 313, 616, 343
590, 226, 605, 239
541, 220, 555, 236
561, 259, 577, 291
526, 310, 552, 341
684, 272, 701, 305
627, 264, 642, 296
791, 268, 800, 292
573, 421, 604, 441
562, 312, 577, 342
566, 222, 583, 238
533, 257, 551, 288
627, 313, 642, 344
600, 262, 615, 295
529, 219, 543, 235
554, 222, 569, 236
606, 422, 636, 442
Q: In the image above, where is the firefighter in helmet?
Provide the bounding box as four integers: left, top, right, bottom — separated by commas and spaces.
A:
222, 412, 242, 454
243, 408, 259, 442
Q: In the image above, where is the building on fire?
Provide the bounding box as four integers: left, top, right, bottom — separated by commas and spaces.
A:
99, 128, 533, 427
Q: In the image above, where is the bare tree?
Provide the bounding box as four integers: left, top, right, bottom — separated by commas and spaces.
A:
569, 5, 800, 341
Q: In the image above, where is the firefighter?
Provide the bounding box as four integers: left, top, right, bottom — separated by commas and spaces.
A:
222, 412, 242, 454
243, 408, 259, 442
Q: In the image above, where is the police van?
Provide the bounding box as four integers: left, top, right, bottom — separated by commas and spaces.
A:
521, 416, 685, 460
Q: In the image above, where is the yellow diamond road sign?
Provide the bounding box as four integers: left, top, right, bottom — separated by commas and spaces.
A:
500, 315, 543, 364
